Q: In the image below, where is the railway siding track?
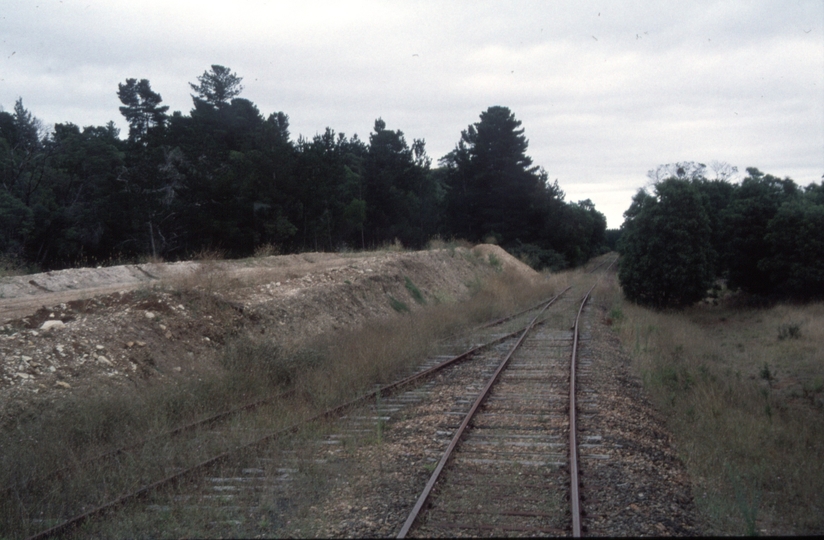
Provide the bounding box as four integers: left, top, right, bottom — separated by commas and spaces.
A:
74, 330, 543, 538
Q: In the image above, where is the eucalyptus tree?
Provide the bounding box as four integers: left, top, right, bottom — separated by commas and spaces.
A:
619, 178, 715, 309
761, 195, 824, 298
722, 168, 799, 295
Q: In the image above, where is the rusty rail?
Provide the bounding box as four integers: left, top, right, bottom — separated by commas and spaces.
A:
397, 293, 564, 538
3, 391, 291, 498
570, 255, 617, 536
397, 259, 615, 537
570, 283, 596, 537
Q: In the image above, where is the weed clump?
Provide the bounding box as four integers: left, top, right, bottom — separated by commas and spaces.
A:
388, 295, 410, 313
778, 323, 801, 340
802, 377, 824, 406
221, 338, 329, 391
253, 243, 280, 258
759, 363, 774, 384
404, 276, 426, 304
425, 236, 473, 255
0, 254, 35, 277
192, 247, 226, 261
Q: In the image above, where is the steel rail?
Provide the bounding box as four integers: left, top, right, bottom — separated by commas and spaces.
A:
586, 259, 608, 274
3, 391, 291, 497
434, 293, 557, 346
443, 255, 614, 342
397, 258, 616, 538
24, 289, 571, 540
569, 256, 616, 536
479, 297, 558, 329
570, 283, 596, 537
396, 292, 564, 538
483, 255, 615, 328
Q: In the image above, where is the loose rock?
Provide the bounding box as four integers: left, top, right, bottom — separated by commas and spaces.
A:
40, 320, 65, 331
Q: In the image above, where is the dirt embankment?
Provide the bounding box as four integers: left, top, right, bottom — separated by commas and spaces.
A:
0, 245, 536, 423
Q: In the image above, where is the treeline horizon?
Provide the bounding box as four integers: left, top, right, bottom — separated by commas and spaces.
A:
1, 65, 607, 272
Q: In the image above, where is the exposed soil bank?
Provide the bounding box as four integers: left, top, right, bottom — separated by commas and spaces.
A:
0, 245, 534, 424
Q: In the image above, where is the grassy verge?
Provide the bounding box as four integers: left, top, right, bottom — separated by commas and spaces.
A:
599, 272, 824, 535
0, 255, 567, 538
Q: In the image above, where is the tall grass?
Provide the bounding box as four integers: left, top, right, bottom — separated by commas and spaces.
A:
600, 272, 824, 535
233, 265, 565, 410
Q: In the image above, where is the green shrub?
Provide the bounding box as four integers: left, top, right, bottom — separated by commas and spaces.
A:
404, 276, 426, 304
388, 295, 410, 313
508, 242, 566, 271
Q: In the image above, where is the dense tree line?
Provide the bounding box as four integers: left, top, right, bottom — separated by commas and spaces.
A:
1, 65, 606, 271
619, 162, 824, 308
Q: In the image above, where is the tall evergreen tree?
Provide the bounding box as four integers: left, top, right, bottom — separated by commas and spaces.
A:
442, 106, 541, 244
12, 98, 43, 151
1, 89, 613, 270
363, 119, 434, 247
117, 79, 169, 143
190, 65, 244, 109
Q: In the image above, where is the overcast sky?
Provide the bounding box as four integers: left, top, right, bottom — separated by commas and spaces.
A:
2, 0, 822, 228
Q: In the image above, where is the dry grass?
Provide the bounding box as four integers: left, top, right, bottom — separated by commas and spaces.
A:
240, 264, 565, 411
426, 236, 474, 252
600, 272, 824, 535
253, 243, 281, 258
374, 238, 405, 252
139, 254, 165, 265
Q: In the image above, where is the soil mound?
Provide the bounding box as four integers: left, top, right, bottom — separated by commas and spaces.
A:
0, 246, 537, 422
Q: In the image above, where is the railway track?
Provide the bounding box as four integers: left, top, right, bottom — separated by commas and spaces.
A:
398, 281, 598, 537
8, 267, 563, 514
8, 283, 570, 539
11, 259, 620, 538
399, 296, 572, 536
